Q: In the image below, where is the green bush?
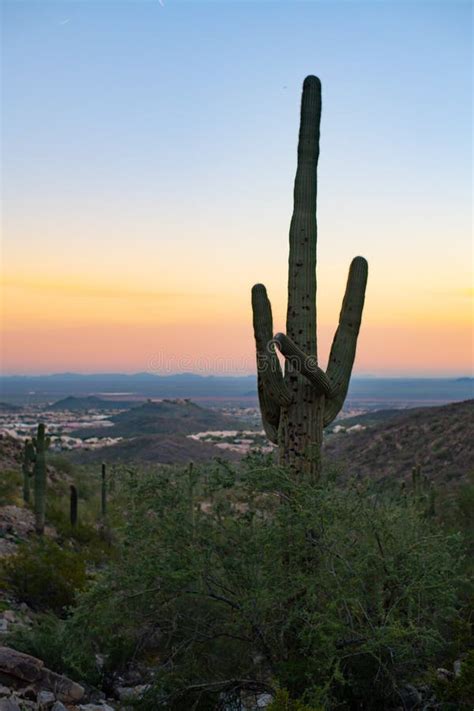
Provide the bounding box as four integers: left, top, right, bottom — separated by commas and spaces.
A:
0, 468, 22, 506
31, 459, 465, 709
7, 613, 68, 673
267, 689, 321, 710
426, 650, 474, 709
0, 538, 87, 615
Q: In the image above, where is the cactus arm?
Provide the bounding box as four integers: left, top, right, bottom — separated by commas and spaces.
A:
257, 378, 279, 443
273, 333, 335, 397
252, 283, 292, 415
286, 75, 321, 357
264, 341, 293, 406
26, 441, 35, 463
252, 283, 280, 441
324, 256, 368, 425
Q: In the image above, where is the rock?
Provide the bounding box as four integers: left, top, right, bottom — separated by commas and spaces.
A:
0, 621, 8, 635
399, 684, 421, 709
51, 703, 68, 711
37, 689, 56, 707
0, 687, 10, 697
436, 667, 453, 681
116, 685, 149, 701
0, 647, 84, 703
13, 701, 36, 711
453, 658, 462, 677
2, 613, 16, 625
81, 687, 105, 704
0, 699, 21, 711
0, 647, 44, 683
78, 705, 115, 711
40, 669, 84, 703
18, 686, 36, 700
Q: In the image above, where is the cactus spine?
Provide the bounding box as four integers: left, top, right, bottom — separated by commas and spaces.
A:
22, 440, 35, 504
101, 463, 107, 519
70, 484, 78, 527
31, 423, 50, 534
252, 76, 368, 480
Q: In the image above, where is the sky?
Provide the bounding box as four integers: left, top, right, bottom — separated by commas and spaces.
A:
1, 0, 472, 376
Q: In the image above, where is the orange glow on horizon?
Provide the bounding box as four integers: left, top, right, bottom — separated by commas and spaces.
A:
1, 257, 472, 377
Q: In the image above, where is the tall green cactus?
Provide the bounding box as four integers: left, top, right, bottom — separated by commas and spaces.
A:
252, 76, 368, 480
70, 484, 78, 528
101, 462, 107, 519
31, 423, 50, 534
22, 440, 35, 504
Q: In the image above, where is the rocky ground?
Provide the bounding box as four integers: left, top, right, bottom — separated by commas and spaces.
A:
0, 644, 152, 710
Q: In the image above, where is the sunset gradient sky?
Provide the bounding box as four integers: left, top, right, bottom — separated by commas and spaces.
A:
1, 0, 472, 376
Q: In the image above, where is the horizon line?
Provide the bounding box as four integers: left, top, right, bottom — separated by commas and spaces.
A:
0, 371, 472, 381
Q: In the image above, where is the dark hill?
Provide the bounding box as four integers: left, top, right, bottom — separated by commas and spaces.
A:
72, 399, 246, 439
49, 396, 137, 411
324, 399, 473, 486
71, 434, 241, 465
333, 408, 409, 429
0, 402, 22, 413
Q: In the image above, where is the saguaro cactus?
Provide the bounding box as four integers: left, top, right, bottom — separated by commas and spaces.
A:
32, 423, 50, 534
22, 440, 35, 504
101, 462, 107, 519
70, 485, 78, 527
252, 76, 368, 480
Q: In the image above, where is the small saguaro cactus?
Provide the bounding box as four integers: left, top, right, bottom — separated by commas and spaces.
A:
188, 462, 198, 533
21, 440, 35, 504
252, 76, 368, 480
31, 423, 51, 535
411, 464, 436, 516
101, 462, 107, 519
70, 484, 78, 527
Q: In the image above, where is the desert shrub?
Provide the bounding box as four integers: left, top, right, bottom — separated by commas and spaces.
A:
0, 468, 22, 506
426, 650, 474, 709
267, 689, 321, 710
0, 538, 87, 615
7, 613, 68, 673
48, 454, 76, 477
33, 459, 465, 709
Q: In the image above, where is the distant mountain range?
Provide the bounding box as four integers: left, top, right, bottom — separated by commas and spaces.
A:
0, 373, 472, 406
0, 373, 257, 404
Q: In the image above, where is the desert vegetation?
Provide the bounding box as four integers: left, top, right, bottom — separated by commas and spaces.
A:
0, 444, 473, 710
